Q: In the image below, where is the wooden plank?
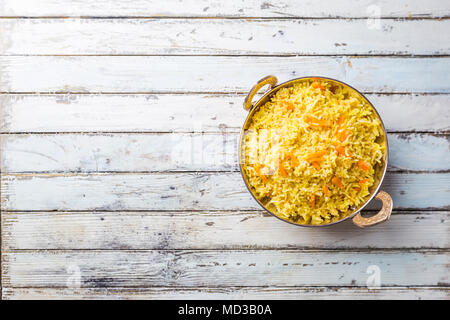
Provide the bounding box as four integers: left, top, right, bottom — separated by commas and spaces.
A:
1, 172, 449, 211
1, 56, 449, 93
1, 133, 448, 173
3, 287, 449, 300
3, 250, 448, 287
1, 0, 448, 18
1, 94, 448, 133
2, 19, 449, 55
2, 211, 448, 250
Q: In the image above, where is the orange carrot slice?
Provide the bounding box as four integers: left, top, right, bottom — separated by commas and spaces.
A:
306, 150, 327, 160
283, 101, 295, 112
253, 164, 267, 182
322, 185, 330, 196
288, 152, 300, 167
312, 82, 326, 90
304, 115, 332, 127
338, 129, 351, 143
310, 194, 316, 208
335, 145, 352, 158
278, 160, 288, 177
358, 160, 370, 171
311, 161, 321, 170
307, 157, 324, 163
332, 176, 344, 189
359, 179, 369, 184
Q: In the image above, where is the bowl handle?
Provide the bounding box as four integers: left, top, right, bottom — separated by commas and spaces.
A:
352, 190, 393, 227
243, 75, 278, 111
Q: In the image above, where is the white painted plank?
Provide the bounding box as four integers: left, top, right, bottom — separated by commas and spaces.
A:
1, 133, 448, 172
1, 172, 449, 211
389, 134, 450, 171
0, 0, 448, 18
2, 19, 449, 55
3, 287, 449, 300
3, 250, 448, 287
1, 56, 449, 93
1, 94, 448, 133
2, 211, 448, 250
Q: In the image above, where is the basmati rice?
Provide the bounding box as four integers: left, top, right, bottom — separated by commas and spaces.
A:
241, 78, 386, 225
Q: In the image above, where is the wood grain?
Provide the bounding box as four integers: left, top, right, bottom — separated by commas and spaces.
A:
2, 19, 449, 55
1, 0, 449, 18
3, 250, 448, 287
3, 287, 449, 300
1, 0, 449, 301
1, 133, 448, 173
1, 94, 449, 133
2, 211, 448, 250
1, 172, 449, 211
1, 56, 449, 93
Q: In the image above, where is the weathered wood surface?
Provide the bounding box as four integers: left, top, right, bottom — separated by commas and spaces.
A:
1, 172, 449, 211
1, 0, 448, 18
1, 133, 449, 173
3, 287, 449, 300
2, 19, 449, 55
1, 94, 449, 133
3, 250, 448, 287
1, 56, 449, 93
2, 211, 448, 250
1, 0, 449, 301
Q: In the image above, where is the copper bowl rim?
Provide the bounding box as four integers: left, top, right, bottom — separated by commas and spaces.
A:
238, 76, 389, 227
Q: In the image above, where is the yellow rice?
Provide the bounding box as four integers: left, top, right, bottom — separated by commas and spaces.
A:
242, 79, 386, 225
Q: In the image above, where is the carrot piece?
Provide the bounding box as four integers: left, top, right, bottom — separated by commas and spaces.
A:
304, 115, 331, 127
311, 161, 321, 170
335, 145, 352, 158
338, 115, 346, 126
278, 160, 288, 177
310, 194, 316, 208
288, 152, 300, 166
283, 101, 295, 112
312, 82, 326, 90
307, 157, 324, 163
332, 176, 344, 189
253, 164, 267, 182
358, 160, 370, 171
338, 129, 351, 143
359, 179, 369, 184
322, 185, 330, 196
306, 150, 327, 160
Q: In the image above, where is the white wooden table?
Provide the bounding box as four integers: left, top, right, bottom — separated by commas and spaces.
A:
0, 0, 449, 300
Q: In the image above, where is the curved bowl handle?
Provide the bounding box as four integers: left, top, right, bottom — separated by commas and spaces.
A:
243, 75, 278, 111
352, 190, 393, 228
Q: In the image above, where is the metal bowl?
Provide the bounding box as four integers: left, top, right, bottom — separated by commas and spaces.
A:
238, 75, 393, 228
